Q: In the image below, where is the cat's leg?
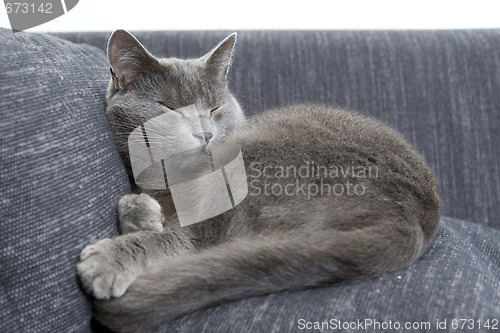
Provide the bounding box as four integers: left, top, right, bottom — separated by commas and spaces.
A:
118, 193, 164, 234
77, 224, 194, 300
91, 223, 424, 333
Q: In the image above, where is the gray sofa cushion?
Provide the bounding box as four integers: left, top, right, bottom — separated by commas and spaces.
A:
0, 28, 130, 332
55, 30, 500, 229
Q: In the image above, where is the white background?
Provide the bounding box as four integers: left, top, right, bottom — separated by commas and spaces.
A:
0, 0, 499, 31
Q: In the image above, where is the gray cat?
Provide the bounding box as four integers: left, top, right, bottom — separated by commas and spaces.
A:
77, 30, 441, 333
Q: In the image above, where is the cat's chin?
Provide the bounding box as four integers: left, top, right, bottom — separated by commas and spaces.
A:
203, 139, 225, 155
202, 144, 211, 152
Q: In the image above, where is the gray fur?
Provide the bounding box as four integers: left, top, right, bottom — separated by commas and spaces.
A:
76, 30, 441, 333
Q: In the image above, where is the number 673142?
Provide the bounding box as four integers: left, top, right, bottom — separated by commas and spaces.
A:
5, 2, 53, 14
451, 319, 498, 330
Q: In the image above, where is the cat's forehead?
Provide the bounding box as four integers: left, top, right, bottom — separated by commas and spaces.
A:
154, 57, 219, 106
158, 57, 201, 76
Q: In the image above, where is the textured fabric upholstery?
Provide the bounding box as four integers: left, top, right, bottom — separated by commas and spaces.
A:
1, 29, 498, 333
55, 30, 500, 228
0, 28, 130, 332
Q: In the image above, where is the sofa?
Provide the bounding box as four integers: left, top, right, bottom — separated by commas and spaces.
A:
1, 28, 499, 332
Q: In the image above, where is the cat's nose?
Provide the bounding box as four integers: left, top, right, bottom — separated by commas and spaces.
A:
203, 132, 213, 144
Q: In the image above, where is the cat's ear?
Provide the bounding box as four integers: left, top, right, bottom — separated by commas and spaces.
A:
202, 33, 237, 82
107, 29, 159, 91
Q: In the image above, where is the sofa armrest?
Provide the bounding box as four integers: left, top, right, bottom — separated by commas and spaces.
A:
0, 28, 130, 333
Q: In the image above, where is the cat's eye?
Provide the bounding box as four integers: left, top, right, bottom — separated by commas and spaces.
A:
158, 101, 176, 110
210, 106, 221, 117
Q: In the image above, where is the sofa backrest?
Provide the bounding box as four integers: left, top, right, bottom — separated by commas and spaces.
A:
54, 30, 500, 229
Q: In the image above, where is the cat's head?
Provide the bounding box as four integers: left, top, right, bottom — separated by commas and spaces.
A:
105, 30, 245, 170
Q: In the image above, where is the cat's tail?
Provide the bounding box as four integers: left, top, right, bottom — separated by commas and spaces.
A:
93, 218, 431, 333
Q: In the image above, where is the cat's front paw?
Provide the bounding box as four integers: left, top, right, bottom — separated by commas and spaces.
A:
118, 193, 164, 234
77, 239, 138, 300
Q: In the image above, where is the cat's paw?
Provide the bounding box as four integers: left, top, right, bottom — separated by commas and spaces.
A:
118, 193, 164, 234
77, 239, 138, 300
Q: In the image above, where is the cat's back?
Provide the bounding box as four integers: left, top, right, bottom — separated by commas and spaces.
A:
232, 104, 424, 171
234, 104, 405, 148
